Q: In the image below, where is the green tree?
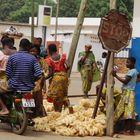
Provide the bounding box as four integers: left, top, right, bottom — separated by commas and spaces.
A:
0, 0, 24, 21
0, 0, 134, 23
86, 0, 109, 17
117, 0, 134, 21
7, 0, 41, 23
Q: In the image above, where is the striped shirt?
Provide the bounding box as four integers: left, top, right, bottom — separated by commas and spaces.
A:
6, 51, 42, 91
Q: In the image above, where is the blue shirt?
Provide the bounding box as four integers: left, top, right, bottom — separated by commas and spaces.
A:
6, 51, 42, 91
122, 68, 138, 90
40, 45, 47, 57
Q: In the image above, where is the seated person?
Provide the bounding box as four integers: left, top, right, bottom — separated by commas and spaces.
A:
0, 39, 42, 115
0, 36, 16, 115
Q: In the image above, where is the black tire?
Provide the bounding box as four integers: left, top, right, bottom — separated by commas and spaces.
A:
11, 108, 28, 135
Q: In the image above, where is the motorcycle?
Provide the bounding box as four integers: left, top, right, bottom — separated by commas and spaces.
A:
0, 91, 35, 135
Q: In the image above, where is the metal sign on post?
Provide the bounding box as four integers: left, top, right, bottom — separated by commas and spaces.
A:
98, 10, 132, 53
38, 5, 52, 46
38, 5, 52, 27
93, 9, 132, 120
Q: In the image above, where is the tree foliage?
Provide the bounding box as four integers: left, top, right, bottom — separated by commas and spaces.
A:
0, 0, 24, 21
0, 0, 134, 23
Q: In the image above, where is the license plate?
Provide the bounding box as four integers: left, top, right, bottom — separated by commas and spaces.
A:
22, 98, 35, 107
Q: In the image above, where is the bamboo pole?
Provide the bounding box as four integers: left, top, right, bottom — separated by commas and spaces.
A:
92, 51, 111, 118
42, 0, 47, 46
31, 0, 35, 43
68, 94, 96, 98
106, 0, 116, 136
67, 0, 88, 77
55, 0, 59, 41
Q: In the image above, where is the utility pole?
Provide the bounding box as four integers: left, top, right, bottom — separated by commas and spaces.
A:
68, 0, 88, 77
44, 0, 47, 4
42, 0, 47, 46
55, 0, 59, 41
106, 0, 116, 136
31, 0, 35, 43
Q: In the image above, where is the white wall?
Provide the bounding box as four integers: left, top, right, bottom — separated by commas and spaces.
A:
0, 18, 105, 72
47, 33, 104, 72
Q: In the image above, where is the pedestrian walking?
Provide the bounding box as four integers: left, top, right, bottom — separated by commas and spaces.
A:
78, 44, 100, 98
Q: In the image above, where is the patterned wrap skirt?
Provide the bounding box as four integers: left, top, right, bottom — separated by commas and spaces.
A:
114, 89, 135, 122
80, 65, 93, 93
47, 72, 68, 103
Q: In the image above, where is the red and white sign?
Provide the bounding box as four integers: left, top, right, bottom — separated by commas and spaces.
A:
98, 10, 132, 53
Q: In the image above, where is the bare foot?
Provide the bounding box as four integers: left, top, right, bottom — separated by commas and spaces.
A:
0, 109, 9, 115
129, 132, 135, 136
123, 131, 135, 136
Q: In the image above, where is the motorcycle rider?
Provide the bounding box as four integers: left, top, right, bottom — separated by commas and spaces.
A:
0, 38, 42, 115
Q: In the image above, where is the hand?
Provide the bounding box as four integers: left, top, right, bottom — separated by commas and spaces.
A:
112, 69, 117, 77
80, 57, 86, 64
85, 52, 89, 57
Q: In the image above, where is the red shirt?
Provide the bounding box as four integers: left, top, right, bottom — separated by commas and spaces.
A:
46, 54, 67, 72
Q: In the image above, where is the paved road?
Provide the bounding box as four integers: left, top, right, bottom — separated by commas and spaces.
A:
1, 126, 140, 140
1, 73, 140, 140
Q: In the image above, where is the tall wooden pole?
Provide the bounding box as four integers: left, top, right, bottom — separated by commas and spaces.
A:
31, 0, 35, 43
44, 0, 47, 4
42, 0, 47, 46
68, 0, 88, 77
93, 51, 111, 118
106, 0, 116, 136
55, 0, 59, 41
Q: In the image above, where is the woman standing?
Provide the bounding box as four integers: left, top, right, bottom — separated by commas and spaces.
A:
78, 44, 97, 98
113, 57, 138, 135
45, 44, 70, 112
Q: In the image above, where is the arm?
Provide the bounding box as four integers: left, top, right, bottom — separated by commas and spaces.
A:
93, 63, 96, 72
6, 57, 13, 80
61, 54, 70, 70
45, 66, 53, 80
112, 70, 131, 84
137, 73, 140, 82
33, 61, 42, 81
45, 57, 54, 79
90, 52, 96, 71
64, 60, 70, 70
78, 52, 88, 65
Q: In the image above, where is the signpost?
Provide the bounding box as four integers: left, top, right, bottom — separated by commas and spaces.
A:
93, 9, 132, 136
98, 10, 132, 53
38, 5, 52, 46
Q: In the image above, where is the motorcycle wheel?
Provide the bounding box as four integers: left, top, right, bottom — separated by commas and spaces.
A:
11, 108, 28, 135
